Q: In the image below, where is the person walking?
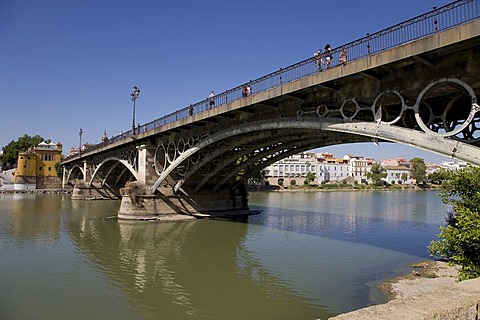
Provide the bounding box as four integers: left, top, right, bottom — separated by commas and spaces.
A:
324, 44, 333, 69
313, 49, 324, 71
242, 86, 248, 97
339, 47, 347, 66
209, 91, 215, 108
246, 84, 251, 96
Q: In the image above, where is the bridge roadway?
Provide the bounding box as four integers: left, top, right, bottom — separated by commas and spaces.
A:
62, 1, 480, 219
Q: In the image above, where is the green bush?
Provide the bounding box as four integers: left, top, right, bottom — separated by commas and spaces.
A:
428, 166, 480, 280
290, 179, 296, 186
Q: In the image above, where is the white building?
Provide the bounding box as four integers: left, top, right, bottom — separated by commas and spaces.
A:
344, 154, 371, 183
264, 152, 317, 185
384, 165, 412, 184
440, 161, 468, 170
317, 162, 351, 183
264, 152, 372, 185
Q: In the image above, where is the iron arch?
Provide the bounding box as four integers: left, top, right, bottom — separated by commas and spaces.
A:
88, 157, 138, 187
151, 117, 480, 193
65, 165, 85, 185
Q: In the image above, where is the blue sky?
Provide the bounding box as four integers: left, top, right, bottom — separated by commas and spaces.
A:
0, 0, 456, 164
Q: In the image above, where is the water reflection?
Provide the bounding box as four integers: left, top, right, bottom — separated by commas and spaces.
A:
67, 218, 331, 319
248, 191, 448, 257
2, 194, 63, 242
0, 191, 449, 319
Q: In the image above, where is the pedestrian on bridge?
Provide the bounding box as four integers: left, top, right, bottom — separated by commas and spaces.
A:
339, 47, 347, 66
313, 49, 324, 71
209, 91, 215, 108
247, 84, 251, 96
324, 44, 332, 69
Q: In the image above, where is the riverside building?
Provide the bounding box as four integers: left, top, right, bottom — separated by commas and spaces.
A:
264, 152, 372, 185
13, 141, 63, 190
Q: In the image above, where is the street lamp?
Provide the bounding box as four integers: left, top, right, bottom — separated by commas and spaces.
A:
130, 85, 140, 134
79, 128, 83, 155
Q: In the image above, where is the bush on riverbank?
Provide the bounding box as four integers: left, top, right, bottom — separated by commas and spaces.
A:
428, 165, 480, 281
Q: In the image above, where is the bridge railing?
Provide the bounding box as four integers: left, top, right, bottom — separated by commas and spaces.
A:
67, 0, 479, 160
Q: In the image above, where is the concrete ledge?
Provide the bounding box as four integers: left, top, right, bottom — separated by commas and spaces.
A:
329, 277, 480, 320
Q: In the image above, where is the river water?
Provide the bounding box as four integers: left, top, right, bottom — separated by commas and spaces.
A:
0, 190, 449, 320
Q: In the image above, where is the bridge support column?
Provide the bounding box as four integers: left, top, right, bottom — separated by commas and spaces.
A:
136, 144, 156, 184
118, 181, 253, 221
62, 167, 67, 189
82, 160, 89, 184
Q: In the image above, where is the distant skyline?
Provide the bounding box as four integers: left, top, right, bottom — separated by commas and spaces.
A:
1, 0, 455, 164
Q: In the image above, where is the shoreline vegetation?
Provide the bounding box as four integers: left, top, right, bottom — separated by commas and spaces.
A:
249, 183, 442, 192
0, 183, 443, 194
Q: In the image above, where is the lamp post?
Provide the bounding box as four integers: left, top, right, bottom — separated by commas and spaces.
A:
130, 85, 140, 134
79, 128, 83, 155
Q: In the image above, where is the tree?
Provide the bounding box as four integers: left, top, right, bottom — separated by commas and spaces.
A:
247, 169, 266, 186
2, 134, 47, 166
54, 162, 63, 176
366, 163, 387, 185
428, 170, 444, 184
410, 157, 426, 184
304, 171, 316, 185
428, 166, 480, 280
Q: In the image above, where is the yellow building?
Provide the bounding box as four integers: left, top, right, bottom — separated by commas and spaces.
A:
14, 142, 63, 190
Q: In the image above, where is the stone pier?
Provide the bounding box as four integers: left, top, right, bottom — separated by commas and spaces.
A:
117, 181, 253, 220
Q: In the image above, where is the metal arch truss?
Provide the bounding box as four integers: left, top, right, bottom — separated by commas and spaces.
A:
65, 165, 85, 184
297, 77, 480, 141
150, 120, 366, 194
90, 148, 139, 172
87, 157, 139, 187
148, 77, 479, 194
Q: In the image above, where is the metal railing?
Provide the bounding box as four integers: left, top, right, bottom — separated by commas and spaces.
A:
68, 0, 479, 159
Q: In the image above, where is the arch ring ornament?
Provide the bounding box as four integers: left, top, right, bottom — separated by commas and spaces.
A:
372, 90, 406, 125
413, 77, 479, 137
340, 98, 359, 121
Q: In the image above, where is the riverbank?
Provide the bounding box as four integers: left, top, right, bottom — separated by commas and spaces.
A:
329, 260, 479, 320
0, 188, 71, 194
378, 260, 460, 300
249, 184, 441, 192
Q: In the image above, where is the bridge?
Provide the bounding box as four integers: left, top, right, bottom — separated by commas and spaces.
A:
62, 0, 480, 220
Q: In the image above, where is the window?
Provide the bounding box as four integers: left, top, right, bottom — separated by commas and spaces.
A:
39, 167, 42, 171
48, 167, 51, 171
